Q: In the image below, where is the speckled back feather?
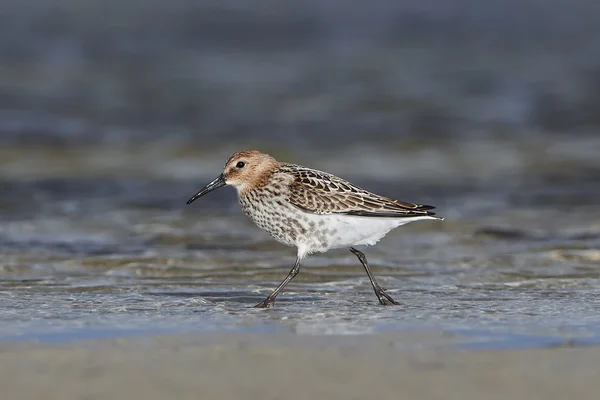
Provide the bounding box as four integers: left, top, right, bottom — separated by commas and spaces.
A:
279, 164, 438, 218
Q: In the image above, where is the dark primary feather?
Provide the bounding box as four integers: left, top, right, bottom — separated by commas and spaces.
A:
280, 164, 438, 218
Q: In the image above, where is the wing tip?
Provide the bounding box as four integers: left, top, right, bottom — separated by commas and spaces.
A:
416, 204, 436, 211
422, 206, 445, 220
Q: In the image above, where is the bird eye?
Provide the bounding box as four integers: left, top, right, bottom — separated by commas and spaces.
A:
236, 161, 246, 168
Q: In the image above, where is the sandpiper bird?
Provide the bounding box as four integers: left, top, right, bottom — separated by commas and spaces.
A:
187, 150, 442, 308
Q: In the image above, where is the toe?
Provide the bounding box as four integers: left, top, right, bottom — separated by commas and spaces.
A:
376, 289, 400, 306
254, 298, 274, 308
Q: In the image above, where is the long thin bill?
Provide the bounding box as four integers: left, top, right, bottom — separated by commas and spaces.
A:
186, 174, 226, 204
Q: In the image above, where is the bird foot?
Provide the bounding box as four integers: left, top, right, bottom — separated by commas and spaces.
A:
254, 297, 275, 308
375, 288, 400, 306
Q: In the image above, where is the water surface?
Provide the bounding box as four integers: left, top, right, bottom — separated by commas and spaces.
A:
1, 170, 599, 349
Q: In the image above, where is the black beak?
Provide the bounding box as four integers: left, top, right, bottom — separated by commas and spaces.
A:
186, 174, 226, 204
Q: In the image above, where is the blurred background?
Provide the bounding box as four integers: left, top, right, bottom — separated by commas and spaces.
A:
2, 0, 600, 181
1, 0, 599, 344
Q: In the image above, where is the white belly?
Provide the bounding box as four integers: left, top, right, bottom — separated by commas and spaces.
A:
297, 212, 435, 254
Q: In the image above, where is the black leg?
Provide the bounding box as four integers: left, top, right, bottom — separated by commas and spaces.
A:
255, 257, 301, 308
350, 247, 400, 305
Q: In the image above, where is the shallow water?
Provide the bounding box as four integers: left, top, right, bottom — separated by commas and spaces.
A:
1, 169, 600, 349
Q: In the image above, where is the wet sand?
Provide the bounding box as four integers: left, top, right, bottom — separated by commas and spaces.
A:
1, 332, 598, 400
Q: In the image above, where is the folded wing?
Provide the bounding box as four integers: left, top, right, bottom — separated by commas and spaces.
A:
283, 165, 437, 218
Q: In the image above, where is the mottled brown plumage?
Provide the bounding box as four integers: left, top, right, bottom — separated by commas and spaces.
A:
281, 164, 437, 217
186, 150, 443, 308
